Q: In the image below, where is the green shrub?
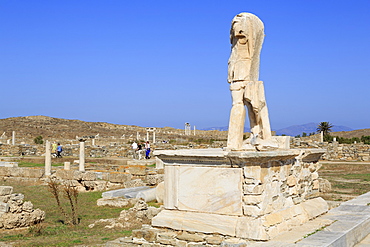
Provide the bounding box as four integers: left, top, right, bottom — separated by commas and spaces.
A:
361, 135, 370, 144
34, 135, 44, 144
324, 134, 333, 142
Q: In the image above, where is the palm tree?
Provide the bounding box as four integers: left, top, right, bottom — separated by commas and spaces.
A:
317, 122, 334, 136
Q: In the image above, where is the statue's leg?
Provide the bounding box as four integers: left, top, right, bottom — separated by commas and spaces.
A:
246, 102, 259, 136
255, 81, 272, 140
227, 82, 245, 150
259, 105, 272, 140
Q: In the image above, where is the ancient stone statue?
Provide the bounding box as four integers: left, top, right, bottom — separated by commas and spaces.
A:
227, 13, 277, 151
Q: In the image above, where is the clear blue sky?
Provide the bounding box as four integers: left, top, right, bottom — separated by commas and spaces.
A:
1, 0, 369, 130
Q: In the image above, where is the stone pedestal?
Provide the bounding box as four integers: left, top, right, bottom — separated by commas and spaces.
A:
64, 162, 70, 170
152, 148, 328, 241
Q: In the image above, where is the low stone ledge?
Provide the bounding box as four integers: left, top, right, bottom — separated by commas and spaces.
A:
23, 168, 44, 178
81, 171, 97, 181
0, 167, 10, 176
109, 172, 132, 183
8, 168, 24, 177
0, 186, 13, 196
55, 170, 83, 180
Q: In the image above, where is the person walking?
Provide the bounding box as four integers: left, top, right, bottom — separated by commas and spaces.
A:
56, 143, 63, 158
145, 141, 151, 159
131, 141, 138, 159
51, 142, 58, 157
137, 143, 143, 160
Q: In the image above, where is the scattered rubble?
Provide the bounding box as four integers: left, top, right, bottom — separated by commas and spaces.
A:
89, 199, 162, 229
0, 186, 45, 229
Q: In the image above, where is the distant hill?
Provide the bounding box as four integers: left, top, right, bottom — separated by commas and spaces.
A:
274, 123, 353, 136
203, 123, 355, 137
203, 126, 229, 131
0, 116, 227, 144
330, 129, 370, 138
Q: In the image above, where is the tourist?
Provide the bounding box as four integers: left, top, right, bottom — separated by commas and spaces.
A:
145, 141, 151, 159
131, 141, 138, 159
51, 142, 57, 157
56, 143, 63, 158
137, 143, 142, 160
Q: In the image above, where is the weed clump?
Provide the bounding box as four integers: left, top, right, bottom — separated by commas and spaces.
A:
47, 178, 79, 225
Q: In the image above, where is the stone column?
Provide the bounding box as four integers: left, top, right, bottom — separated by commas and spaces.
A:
79, 141, 85, 172
320, 131, 324, 142
92, 139, 95, 146
64, 162, 70, 170
12, 131, 15, 145
146, 131, 149, 142
153, 131, 156, 144
137, 132, 140, 140
185, 123, 191, 135
194, 125, 196, 135
45, 140, 51, 176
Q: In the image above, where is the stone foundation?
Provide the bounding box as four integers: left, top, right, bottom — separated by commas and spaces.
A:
152, 148, 328, 241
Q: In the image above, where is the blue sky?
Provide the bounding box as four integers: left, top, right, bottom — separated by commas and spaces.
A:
1, 0, 369, 130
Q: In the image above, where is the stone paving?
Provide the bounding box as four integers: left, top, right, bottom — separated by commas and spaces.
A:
252, 191, 370, 246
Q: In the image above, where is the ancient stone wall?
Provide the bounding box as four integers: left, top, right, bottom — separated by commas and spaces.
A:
0, 143, 131, 158
292, 139, 370, 161
238, 155, 328, 240
0, 166, 164, 192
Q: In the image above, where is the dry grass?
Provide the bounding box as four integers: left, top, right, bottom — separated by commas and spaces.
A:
0, 180, 131, 246
319, 162, 370, 201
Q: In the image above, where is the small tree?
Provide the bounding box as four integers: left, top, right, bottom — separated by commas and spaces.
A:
302, 132, 307, 137
34, 135, 43, 144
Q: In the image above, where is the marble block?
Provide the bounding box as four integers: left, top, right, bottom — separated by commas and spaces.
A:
164, 165, 243, 215
102, 186, 149, 199
177, 166, 243, 215
152, 209, 239, 236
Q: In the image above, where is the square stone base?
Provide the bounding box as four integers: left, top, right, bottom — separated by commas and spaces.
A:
153, 148, 328, 240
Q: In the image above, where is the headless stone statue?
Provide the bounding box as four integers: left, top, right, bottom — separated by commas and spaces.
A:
227, 13, 277, 151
